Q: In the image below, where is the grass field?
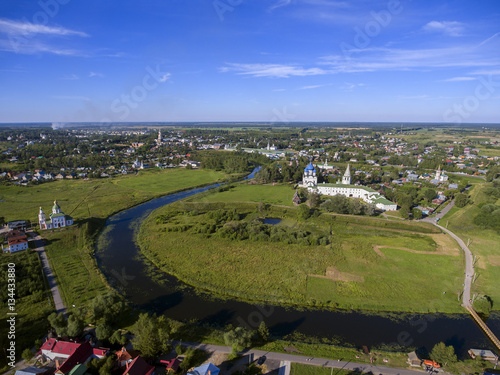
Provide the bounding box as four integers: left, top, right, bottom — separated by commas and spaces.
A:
139, 201, 464, 313
0, 250, 52, 370
196, 182, 296, 206
0, 169, 229, 224
441, 183, 500, 306
115, 168, 227, 193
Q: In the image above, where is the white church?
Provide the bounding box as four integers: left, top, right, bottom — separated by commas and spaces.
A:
39, 201, 74, 230
300, 163, 397, 211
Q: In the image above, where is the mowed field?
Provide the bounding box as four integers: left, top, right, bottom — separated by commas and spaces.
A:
115, 168, 228, 193
441, 183, 500, 305
197, 182, 296, 207
0, 168, 228, 223
139, 201, 464, 313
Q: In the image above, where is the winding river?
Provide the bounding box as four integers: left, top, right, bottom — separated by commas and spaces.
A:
95, 168, 499, 358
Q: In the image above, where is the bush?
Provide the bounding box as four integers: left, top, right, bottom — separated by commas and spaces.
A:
473, 294, 493, 315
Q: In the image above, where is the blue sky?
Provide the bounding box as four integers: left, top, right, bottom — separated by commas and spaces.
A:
0, 0, 499, 123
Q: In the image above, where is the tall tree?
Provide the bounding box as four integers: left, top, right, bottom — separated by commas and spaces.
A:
430, 342, 457, 367
132, 313, 170, 358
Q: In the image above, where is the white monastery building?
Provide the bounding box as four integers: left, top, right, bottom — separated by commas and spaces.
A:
300, 163, 397, 211
39, 201, 74, 230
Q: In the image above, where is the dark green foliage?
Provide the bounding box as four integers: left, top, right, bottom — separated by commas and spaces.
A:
430, 342, 457, 366
109, 330, 128, 346
67, 314, 84, 337
298, 204, 312, 220
91, 292, 124, 324
0, 251, 45, 302
320, 196, 376, 216
131, 313, 170, 358
48, 312, 68, 337
96, 323, 113, 342
474, 204, 500, 232
258, 321, 269, 342
454, 193, 469, 208
412, 208, 423, 220
473, 294, 493, 315
22, 348, 33, 361
224, 327, 253, 351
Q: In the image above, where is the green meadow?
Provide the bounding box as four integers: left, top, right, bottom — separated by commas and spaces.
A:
196, 182, 296, 206
441, 182, 500, 306
115, 168, 228, 193
139, 201, 464, 313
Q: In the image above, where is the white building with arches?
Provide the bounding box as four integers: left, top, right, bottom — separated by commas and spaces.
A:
299, 163, 397, 211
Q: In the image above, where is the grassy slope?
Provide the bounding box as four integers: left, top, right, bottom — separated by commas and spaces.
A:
139, 201, 463, 313
441, 183, 500, 306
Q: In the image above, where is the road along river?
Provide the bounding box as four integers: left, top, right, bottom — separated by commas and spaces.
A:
95, 168, 499, 358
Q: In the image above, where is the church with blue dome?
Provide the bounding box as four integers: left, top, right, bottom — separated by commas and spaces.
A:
299, 163, 397, 211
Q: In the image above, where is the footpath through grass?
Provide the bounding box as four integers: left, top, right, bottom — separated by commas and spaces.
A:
139, 200, 464, 313
441, 182, 500, 307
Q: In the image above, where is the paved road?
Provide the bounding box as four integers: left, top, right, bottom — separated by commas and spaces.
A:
176, 341, 430, 375
32, 233, 67, 315
421, 200, 473, 307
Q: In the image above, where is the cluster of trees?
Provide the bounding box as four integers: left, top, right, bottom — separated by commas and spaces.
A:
46, 292, 127, 346
474, 184, 500, 232
320, 196, 377, 216
224, 322, 270, 358
193, 150, 268, 174
216, 220, 331, 246
131, 313, 170, 358
474, 203, 500, 232
161, 207, 331, 245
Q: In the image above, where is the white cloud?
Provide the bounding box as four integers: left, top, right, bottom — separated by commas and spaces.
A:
221, 63, 327, 78
0, 38, 84, 55
441, 77, 476, 82
478, 32, 500, 47
0, 18, 88, 37
89, 72, 104, 78
422, 21, 465, 37
299, 83, 332, 90
469, 69, 500, 76
340, 82, 364, 91
62, 74, 80, 80
322, 45, 499, 72
269, 0, 291, 11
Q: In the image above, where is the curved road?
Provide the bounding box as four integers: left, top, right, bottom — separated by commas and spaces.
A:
421, 200, 473, 307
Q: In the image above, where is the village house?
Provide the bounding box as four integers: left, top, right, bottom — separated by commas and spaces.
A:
2, 230, 29, 253
122, 356, 154, 375
40, 339, 108, 375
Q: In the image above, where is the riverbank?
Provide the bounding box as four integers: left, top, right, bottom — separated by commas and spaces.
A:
138, 200, 465, 313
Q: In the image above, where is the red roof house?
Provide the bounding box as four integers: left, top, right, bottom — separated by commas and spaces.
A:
123, 356, 154, 375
